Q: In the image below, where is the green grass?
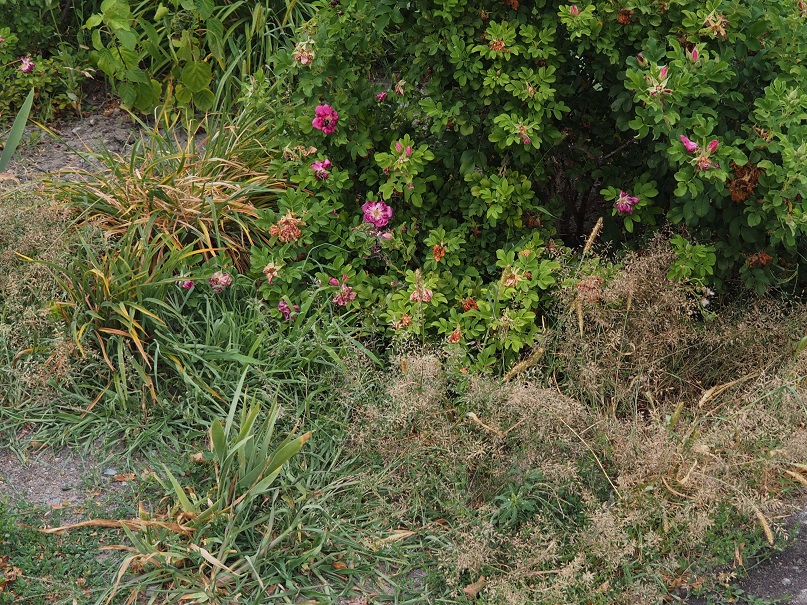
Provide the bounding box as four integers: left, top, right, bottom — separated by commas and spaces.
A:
0, 498, 127, 604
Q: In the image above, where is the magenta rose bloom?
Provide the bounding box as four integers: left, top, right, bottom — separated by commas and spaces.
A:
311, 158, 332, 180
614, 191, 640, 215
361, 200, 393, 228
679, 135, 699, 153
312, 104, 339, 134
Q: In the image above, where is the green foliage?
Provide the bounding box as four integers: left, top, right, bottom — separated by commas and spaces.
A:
84, 0, 314, 113
0, 4, 95, 118
668, 234, 717, 285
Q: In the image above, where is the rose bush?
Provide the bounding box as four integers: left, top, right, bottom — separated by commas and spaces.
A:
242, 0, 807, 369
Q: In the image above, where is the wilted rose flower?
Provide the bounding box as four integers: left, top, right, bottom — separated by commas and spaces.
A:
262, 263, 281, 284
19, 56, 34, 73
209, 271, 233, 293
178, 279, 195, 290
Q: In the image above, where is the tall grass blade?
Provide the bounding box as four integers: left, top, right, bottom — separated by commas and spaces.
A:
0, 89, 35, 172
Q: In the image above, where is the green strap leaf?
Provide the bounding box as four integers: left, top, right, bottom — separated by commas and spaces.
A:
0, 89, 35, 172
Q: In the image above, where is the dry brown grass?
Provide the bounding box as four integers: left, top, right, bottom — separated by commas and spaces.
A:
0, 186, 81, 391
347, 240, 807, 601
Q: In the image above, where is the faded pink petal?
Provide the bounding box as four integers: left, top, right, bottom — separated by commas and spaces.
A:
19, 56, 34, 73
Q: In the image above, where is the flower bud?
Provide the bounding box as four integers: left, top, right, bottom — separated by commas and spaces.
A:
707, 139, 719, 153
659, 65, 668, 79
570, 5, 580, 16
688, 47, 699, 62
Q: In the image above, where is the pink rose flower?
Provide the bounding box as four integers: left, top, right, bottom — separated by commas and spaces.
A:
179, 279, 195, 290
311, 158, 332, 180
312, 104, 339, 134
361, 200, 393, 228
376, 91, 387, 102
331, 274, 357, 307
614, 190, 640, 215
209, 271, 233, 293
277, 300, 299, 321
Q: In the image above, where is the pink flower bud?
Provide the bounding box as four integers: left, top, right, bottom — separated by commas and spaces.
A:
707, 139, 719, 153
570, 5, 580, 16
689, 47, 699, 62
659, 65, 668, 79
376, 91, 387, 102
395, 141, 403, 153
379, 231, 393, 240
405, 145, 412, 156
679, 135, 699, 153
329, 277, 340, 287
636, 53, 647, 67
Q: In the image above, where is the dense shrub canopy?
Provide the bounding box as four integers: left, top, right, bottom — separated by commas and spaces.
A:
239, 0, 807, 367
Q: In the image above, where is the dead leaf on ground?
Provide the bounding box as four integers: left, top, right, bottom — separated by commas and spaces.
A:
112, 473, 136, 482
463, 576, 486, 598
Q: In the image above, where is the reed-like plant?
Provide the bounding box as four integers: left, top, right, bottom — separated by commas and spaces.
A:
106, 373, 312, 603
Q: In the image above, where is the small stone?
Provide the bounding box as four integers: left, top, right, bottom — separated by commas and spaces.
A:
783, 578, 792, 586
103, 468, 117, 476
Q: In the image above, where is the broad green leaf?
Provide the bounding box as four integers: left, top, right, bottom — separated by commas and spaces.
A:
181, 61, 212, 93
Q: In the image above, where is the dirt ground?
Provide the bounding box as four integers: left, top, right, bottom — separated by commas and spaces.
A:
5, 106, 137, 178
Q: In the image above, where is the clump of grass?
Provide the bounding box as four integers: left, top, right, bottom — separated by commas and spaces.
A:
53, 107, 288, 271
